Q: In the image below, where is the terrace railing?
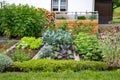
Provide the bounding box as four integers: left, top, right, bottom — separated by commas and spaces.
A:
55, 11, 99, 20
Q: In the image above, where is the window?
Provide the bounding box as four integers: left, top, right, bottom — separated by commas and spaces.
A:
52, 0, 67, 11
0, 2, 2, 8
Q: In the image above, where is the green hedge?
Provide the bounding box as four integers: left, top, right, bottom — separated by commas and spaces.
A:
0, 4, 46, 37
13, 59, 108, 72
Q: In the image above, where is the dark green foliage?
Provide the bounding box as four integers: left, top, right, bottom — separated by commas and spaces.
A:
13, 59, 108, 72
74, 32, 102, 61
0, 54, 13, 72
16, 37, 43, 49
113, 0, 120, 9
12, 49, 31, 62
57, 17, 66, 20
40, 29, 74, 59
0, 4, 46, 37
78, 16, 86, 20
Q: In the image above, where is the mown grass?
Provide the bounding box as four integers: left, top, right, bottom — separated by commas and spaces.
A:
0, 71, 120, 80
113, 7, 120, 23
113, 7, 120, 17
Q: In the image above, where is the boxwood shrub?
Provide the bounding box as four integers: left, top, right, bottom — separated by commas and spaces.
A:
13, 59, 108, 72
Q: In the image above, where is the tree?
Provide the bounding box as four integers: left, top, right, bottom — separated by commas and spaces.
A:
113, 0, 120, 10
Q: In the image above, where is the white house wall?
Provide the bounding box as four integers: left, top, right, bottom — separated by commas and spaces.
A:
68, 0, 94, 12
4, 0, 51, 11
3, 0, 94, 12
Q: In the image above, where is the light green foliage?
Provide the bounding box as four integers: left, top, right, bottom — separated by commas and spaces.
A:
16, 37, 43, 49
0, 4, 46, 37
40, 29, 74, 59
99, 31, 120, 67
14, 59, 108, 72
0, 54, 13, 72
12, 49, 30, 62
0, 71, 120, 80
74, 32, 102, 61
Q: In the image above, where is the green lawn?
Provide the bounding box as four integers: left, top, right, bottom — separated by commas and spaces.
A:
113, 7, 120, 23
0, 71, 120, 80
113, 7, 120, 17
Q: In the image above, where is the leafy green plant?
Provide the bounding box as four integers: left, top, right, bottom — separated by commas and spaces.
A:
16, 37, 43, 49
0, 4, 46, 37
40, 29, 74, 59
14, 59, 108, 72
12, 49, 31, 62
74, 32, 102, 61
0, 54, 13, 72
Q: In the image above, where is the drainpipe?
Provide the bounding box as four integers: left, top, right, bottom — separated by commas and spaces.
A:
92, 0, 95, 12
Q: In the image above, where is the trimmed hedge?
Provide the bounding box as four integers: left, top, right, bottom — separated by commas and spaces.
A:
13, 59, 108, 72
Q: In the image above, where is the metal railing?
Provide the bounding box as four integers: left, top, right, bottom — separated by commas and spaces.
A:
55, 11, 99, 20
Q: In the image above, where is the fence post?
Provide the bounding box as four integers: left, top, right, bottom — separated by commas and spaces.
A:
75, 12, 78, 20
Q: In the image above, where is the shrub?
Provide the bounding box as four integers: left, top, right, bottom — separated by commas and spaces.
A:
13, 59, 108, 72
12, 49, 31, 62
0, 4, 46, 37
78, 16, 86, 20
16, 37, 43, 49
74, 32, 102, 61
0, 54, 13, 72
56, 17, 66, 20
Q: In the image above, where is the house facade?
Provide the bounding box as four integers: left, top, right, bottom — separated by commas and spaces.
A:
0, 0, 112, 24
